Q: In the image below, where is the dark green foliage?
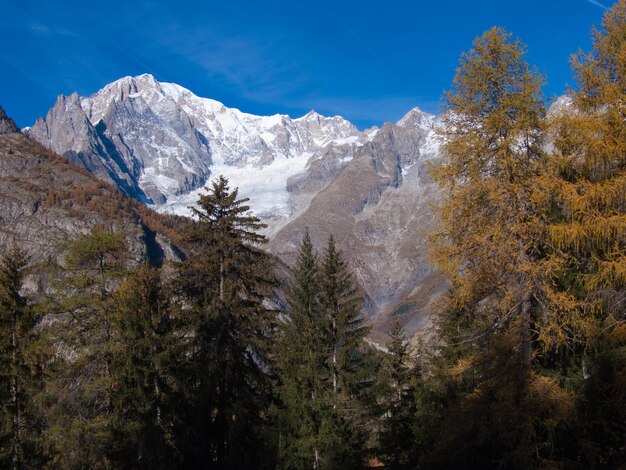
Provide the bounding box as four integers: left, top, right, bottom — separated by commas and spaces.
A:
44, 228, 128, 468
320, 236, 369, 402
0, 249, 46, 469
377, 321, 417, 470
108, 265, 180, 468
275, 229, 327, 468
318, 236, 371, 468
177, 176, 277, 469
276, 232, 372, 470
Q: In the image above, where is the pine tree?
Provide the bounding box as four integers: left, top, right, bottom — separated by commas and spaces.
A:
108, 264, 179, 469
0, 249, 46, 469
377, 321, 417, 470
275, 229, 327, 469
178, 175, 277, 469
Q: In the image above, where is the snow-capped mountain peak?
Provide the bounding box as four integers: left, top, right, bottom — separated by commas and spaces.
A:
298, 109, 322, 120
29, 74, 437, 221
396, 106, 435, 128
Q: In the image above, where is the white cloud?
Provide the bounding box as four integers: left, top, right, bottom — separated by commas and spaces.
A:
584, 0, 607, 10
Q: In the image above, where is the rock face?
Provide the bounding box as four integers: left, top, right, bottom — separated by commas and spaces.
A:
270, 113, 445, 342
29, 74, 373, 212
28, 74, 445, 341
0, 106, 20, 135
0, 126, 182, 270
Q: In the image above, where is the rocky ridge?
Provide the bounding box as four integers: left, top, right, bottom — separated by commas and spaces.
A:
0, 113, 183, 273
29, 74, 378, 213
0, 106, 20, 135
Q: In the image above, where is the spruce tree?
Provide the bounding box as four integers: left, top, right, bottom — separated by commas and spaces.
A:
318, 235, 370, 468
276, 233, 373, 469
377, 321, 417, 470
178, 175, 277, 469
275, 229, 327, 469
320, 236, 368, 401
0, 249, 45, 469
108, 264, 179, 468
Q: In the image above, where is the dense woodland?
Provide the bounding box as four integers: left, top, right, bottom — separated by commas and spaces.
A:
1, 2, 626, 468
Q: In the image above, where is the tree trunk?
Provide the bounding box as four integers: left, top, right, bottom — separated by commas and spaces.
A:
521, 293, 532, 366
216, 365, 229, 470
219, 253, 225, 303
313, 448, 320, 470
332, 316, 337, 396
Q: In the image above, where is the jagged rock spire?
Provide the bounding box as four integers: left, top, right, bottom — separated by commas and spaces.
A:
0, 106, 20, 135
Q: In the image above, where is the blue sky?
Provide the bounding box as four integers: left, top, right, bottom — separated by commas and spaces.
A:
0, 0, 610, 129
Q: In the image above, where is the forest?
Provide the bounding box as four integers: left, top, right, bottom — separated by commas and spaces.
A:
1, 1, 626, 469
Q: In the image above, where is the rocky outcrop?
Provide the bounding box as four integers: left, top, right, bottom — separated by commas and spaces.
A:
0, 106, 20, 135
0, 127, 183, 269
28, 93, 155, 203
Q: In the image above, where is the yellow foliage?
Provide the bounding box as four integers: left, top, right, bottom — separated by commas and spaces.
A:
527, 373, 575, 430
609, 323, 626, 344
450, 355, 480, 376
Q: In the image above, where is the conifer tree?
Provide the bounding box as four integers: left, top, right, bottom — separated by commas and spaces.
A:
317, 235, 370, 468
320, 236, 368, 401
45, 228, 128, 468
108, 264, 179, 469
433, 26, 546, 365
377, 321, 417, 470
276, 233, 372, 469
536, 1, 626, 463
178, 175, 277, 469
275, 229, 327, 469
0, 249, 45, 469
428, 27, 573, 466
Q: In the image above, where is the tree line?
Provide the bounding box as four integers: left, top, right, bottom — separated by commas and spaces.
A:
0, 176, 402, 469
2, 1, 626, 468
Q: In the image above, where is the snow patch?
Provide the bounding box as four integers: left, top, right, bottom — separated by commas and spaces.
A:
156, 152, 311, 219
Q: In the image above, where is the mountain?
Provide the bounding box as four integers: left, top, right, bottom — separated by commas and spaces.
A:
29, 74, 373, 212
28, 74, 444, 341
0, 109, 183, 271
0, 106, 20, 134
270, 115, 445, 342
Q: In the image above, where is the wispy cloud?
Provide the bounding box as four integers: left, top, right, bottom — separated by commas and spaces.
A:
150, 23, 312, 105
584, 0, 607, 10
28, 22, 77, 37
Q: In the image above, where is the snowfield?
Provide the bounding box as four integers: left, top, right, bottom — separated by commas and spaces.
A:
158, 151, 312, 219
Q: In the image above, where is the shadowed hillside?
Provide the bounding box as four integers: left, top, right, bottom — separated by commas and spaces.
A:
0, 107, 187, 267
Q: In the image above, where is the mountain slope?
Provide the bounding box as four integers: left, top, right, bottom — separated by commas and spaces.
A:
270, 116, 445, 341
0, 109, 183, 268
